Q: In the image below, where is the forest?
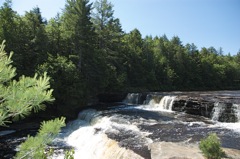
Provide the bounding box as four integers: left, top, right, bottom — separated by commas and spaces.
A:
1, 0, 240, 116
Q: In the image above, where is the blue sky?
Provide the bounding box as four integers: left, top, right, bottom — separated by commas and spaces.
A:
0, 0, 239, 55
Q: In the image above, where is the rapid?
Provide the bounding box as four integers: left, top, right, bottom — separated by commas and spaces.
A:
52, 91, 240, 159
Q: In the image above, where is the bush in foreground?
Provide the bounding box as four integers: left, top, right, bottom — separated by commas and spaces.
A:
199, 133, 225, 159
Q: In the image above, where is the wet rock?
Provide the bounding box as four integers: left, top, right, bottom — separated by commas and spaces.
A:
173, 96, 239, 122
0, 129, 38, 159
218, 103, 239, 122
173, 97, 215, 118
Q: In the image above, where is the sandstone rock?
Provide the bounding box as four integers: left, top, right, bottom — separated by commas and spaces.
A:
149, 142, 204, 159
149, 141, 240, 159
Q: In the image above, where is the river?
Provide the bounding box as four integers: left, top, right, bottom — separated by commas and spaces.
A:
51, 91, 240, 159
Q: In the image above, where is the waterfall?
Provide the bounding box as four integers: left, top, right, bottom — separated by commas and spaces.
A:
78, 109, 99, 123
211, 102, 226, 121
233, 104, 240, 122
155, 96, 176, 111
50, 91, 240, 159
143, 94, 152, 105
124, 93, 142, 104
56, 124, 143, 159
53, 109, 147, 159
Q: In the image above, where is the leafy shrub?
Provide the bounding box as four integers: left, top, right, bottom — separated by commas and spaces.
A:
199, 133, 225, 159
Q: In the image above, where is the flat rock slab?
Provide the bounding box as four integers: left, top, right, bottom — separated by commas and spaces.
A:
149, 142, 204, 159
149, 142, 240, 159
223, 148, 240, 159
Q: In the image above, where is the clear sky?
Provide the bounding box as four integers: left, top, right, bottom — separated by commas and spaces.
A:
0, 0, 239, 55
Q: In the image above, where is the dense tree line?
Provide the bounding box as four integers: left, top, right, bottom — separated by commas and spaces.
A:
1, 0, 240, 115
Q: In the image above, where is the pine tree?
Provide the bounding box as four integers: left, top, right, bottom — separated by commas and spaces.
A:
0, 41, 54, 125
20, 7, 48, 76
62, 0, 109, 95
92, 0, 123, 50
92, 0, 126, 91
45, 14, 63, 55
0, 41, 66, 158
63, 0, 95, 71
0, 0, 17, 50
15, 117, 65, 159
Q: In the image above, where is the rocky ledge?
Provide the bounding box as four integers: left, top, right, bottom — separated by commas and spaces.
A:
172, 95, 239, 122
122, 91, 240, 123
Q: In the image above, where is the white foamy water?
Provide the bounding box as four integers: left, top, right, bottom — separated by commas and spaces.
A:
121, 97, 240, 134
54, 127, 143, 159
213, 103, 240, 133
124, 93, 142, 105
157, 96, 176, 111
53, 109, 151, 159
52, 94, 240, 159
211, 102, 226, 121
209, 122, 240, 133
141, 96, 176, 112
233, 104, 240, 122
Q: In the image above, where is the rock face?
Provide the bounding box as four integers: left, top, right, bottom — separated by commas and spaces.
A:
173, 97, 214, 118
172, 96, 239, 122
122, 91, 240, 123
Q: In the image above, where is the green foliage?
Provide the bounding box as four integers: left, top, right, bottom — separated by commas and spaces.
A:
18, 7, 48, 76
15, 117, 66, 159
0, 41, 54, 126
64, 149, 75, 159
0, 0, 17, 48
199, 133, 225, 159
0, 41, 16, 82
0, 40, 66, 158
1, 0, 240, 119
37, 54, 86, 116
92, 0, 125, 91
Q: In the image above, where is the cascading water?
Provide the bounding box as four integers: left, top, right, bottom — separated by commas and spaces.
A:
124, 93, 142, 105
212, 103, 240, 134
2, 92, 240, 159
53, 109, 151, 159
136, 95, 176, 112
211, 102, 226, 121
51, 92, 240, 159
161, 96, 176, 111
233, 104, 240, 122
143, 94, 152, 105
155, 96, 176, 111
210, 102, 240, 122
